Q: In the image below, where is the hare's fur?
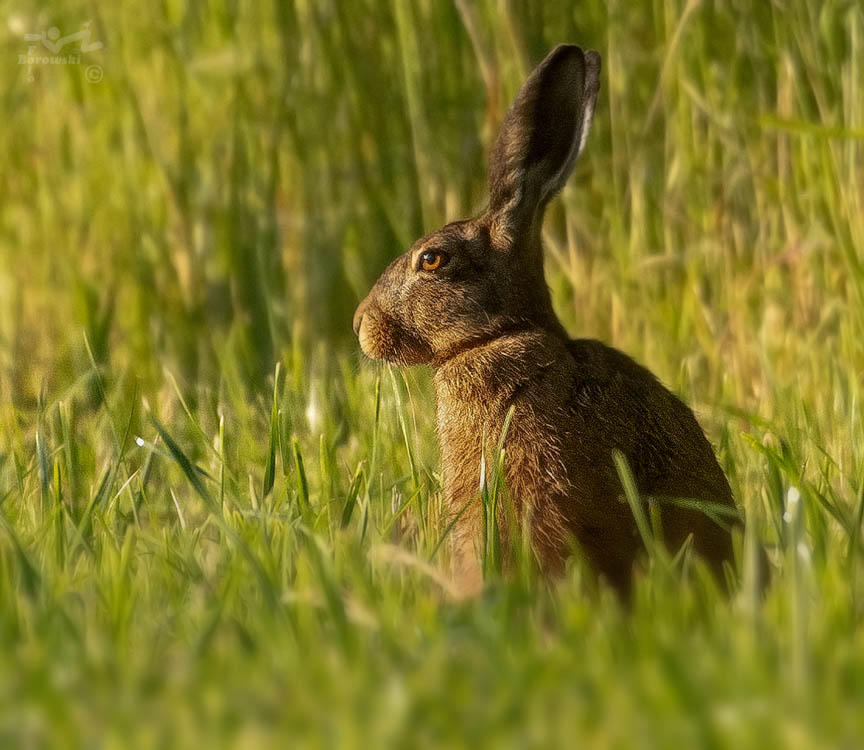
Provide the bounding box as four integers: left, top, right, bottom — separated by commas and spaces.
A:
354, 45, 736, 595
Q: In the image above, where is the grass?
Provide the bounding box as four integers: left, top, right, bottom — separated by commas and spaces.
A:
1, 0, 864, 746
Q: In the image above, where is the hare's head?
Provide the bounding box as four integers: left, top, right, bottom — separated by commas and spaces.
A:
354, 44, 600, 366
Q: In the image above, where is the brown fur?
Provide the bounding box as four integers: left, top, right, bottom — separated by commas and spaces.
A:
353, 45, 737, 596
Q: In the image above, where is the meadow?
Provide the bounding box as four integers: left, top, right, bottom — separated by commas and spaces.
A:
1, 0, 863, 746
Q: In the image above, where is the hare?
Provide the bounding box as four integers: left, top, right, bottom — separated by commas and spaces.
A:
353, 44, 737, 596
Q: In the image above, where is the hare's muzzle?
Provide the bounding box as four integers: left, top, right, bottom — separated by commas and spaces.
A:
352, 299, 367, 337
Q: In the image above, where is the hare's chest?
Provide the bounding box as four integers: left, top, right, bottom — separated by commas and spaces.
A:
435, 391, 568, 503
436, 398, 497, 499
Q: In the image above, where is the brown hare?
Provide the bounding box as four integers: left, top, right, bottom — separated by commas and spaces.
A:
353, 44, 738, 596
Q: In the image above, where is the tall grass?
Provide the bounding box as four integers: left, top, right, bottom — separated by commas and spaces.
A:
1, 0, 863, 745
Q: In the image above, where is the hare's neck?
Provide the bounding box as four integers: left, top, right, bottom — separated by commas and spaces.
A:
433, 329, 562, 403
433, 329, 565, 499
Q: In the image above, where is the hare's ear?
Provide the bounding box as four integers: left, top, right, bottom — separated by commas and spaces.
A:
487, 45, 600, 241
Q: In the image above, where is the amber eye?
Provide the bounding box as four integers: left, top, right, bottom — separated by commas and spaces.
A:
418, 250, 449, 272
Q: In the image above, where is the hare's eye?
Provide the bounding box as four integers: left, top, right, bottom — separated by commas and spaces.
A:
418, 250, 449, 272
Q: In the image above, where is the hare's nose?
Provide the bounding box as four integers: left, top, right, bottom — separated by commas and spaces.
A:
352, 300, 367, 336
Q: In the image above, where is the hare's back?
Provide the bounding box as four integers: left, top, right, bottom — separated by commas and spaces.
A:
565, 337, 734, 506
563, 337, 736, 573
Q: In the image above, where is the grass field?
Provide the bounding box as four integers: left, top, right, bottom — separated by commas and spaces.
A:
1, 0, 864, 746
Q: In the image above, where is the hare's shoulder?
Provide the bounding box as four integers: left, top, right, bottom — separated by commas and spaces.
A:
563, 337, 726, 480
563, 337, 700, 429
565, 338, 662, 392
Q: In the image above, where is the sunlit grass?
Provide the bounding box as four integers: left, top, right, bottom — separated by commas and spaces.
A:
1, 0, 863, 745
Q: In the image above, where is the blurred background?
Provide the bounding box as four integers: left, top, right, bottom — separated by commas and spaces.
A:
1, 0, 863, 746
3, 0, 861, 412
